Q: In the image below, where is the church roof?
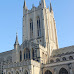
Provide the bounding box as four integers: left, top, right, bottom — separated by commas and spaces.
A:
0, 50, 13, 56
51, 45, 74, 57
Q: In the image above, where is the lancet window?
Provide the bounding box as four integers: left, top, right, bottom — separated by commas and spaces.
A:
37, 17, 41, 37
30, 19, 33, 38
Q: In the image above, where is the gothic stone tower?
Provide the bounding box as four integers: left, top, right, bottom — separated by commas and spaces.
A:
3, 0, 59, 74
23, 0, 58, 57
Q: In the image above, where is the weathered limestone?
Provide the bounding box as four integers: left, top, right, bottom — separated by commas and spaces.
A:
0, 0, 74, 74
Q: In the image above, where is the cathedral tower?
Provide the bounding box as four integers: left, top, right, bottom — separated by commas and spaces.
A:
22, 0, 58, 56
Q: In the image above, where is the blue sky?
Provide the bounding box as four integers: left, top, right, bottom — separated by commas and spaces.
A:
0, 0, 74, 53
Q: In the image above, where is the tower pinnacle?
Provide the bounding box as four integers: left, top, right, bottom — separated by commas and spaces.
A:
50, 2, 53, 12
23, 0, 27, 9
41, 0, 46, 8
15, 33, 19, 45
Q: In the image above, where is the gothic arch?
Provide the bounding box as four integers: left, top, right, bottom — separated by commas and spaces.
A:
56, 58, 60, 62
45, 70, 52, 74
24, 48, 30, 60
62, 57, 66, 61
24, 49, 26, 60
26, 48, 30, 59
69, 56, 73, 60
59, 68, 68, 74
50, 59, 54, 63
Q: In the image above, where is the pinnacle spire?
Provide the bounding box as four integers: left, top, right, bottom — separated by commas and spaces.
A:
41, 0, 46, 8
50, 2, 53, 12
15, 32, 19, 45
23, 0, 27, 9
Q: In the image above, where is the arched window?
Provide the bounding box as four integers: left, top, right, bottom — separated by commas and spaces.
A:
56, 58, 60, 62
25, 48, 30, 59
59, 68, 68, 74
62, 57, 66, 61
45, 70, 52, 74
37, 17, 41, 37
25, 70, 28, 74
50, 59, 54, 63
20, 51, 22, 62
69, 56, 73, 60
30, 19, 33, 38
32, 48, 34, 60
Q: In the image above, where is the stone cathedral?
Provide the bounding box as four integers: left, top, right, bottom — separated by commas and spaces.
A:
0, 0, 74, 74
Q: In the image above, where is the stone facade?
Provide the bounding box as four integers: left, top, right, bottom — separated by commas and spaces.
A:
0, 0, 74, 74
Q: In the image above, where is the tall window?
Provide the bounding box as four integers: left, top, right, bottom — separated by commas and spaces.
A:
32, 48, 34, 60
26, 52, 28, 59
37, 17, 41, 37
30, 19, 33, 38
20, 51, 22, 62
24, 48, 30, 59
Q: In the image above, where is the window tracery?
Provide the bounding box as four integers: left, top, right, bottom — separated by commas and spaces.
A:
24, 48, 30, 60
